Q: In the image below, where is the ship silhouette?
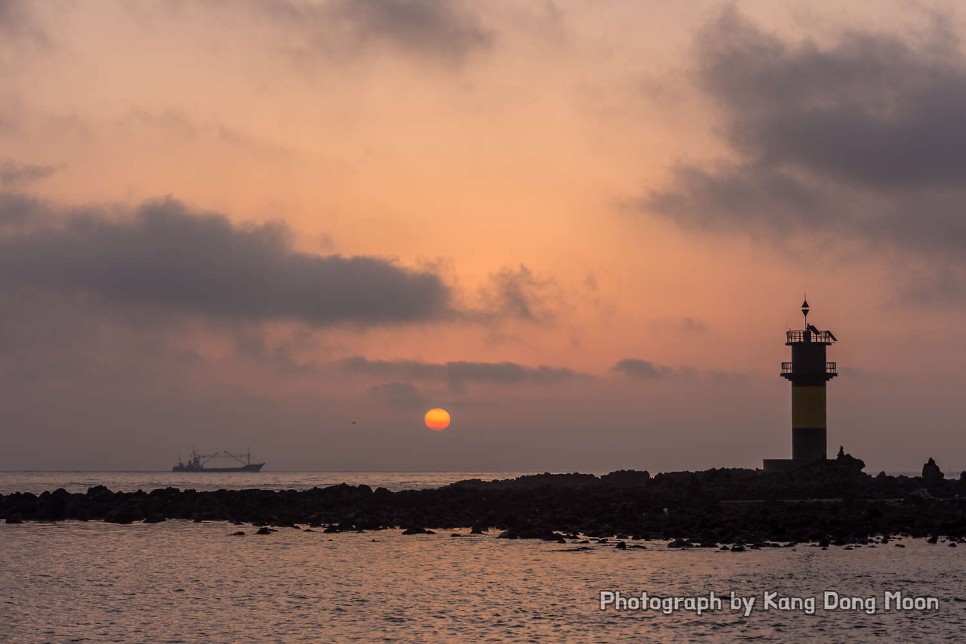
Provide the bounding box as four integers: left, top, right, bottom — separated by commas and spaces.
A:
173, 449, 264, 473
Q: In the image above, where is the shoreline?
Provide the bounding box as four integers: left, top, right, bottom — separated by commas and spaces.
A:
3, 457, 965, 545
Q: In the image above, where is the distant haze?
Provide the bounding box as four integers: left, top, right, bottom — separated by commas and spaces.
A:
0, 1, 963, 473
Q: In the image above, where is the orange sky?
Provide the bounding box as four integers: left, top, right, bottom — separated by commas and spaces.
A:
1, 1, 964, 472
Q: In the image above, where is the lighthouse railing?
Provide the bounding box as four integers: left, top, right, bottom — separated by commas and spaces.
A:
781, 361, 837, 375
786, 329, 835, 344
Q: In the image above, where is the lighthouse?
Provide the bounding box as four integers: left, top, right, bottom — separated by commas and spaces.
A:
763, 299, 838, 472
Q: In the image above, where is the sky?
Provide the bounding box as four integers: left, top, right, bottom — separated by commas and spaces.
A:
1, 0, 964, 472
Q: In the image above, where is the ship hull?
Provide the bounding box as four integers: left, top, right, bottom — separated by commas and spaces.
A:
172, 463, 264, 473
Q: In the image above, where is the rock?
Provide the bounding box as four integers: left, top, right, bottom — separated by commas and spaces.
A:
835, 447, 866, 472
470, 525, 487, 534
255, 527, 274, 535
614, 541, 627, 549
600, 470, 651, 487
498, 526, 561, 540
230, 531, 246, 536
922, 458, 944, 485
906, 487, 932, 501
667, 538, 692, 549
719, 545, 729, 551
143, 513, 166, 524
949, 542, 957, 548
402, 527, 433, 535
104, 506, 142, 524
818, 537, 831, 548
451, 533, 463, 537
927, 535, 939, 544
6, 514, 24, 524
730, 545, 746, 552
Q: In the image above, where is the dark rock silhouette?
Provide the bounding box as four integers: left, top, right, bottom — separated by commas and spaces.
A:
1, 465, 964, 543
401, 527, 434, 535
922, 458, 944, 485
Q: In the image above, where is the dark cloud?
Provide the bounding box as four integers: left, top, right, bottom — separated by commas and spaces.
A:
341, 356, 587, 389
367, 382, 426, 408
610, 359, 673, 380
695, 8, 966, 191
0, 0, 44, 42
189, 0, 491, 65
0, 195, 451, 326
643, 162, 835, 234
0, 159, 59, 187
326, 0, 491, 61
611, 359, 746, 382
641, 7, 966, 272
477, 264, 560, 322
0, 193, 50, 231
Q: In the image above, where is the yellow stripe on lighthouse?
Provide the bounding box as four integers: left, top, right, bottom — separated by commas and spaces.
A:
792, 386, 827, 428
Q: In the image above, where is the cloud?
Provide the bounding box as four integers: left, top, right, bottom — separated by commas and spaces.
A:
610, 359, 673, 380
341, 356, 588, 389
694, 8, 966, 192
367, 381, 426, 408
0, 159, 59, 187
185, 0, 491, 65
642, 162, 835, 234
678, 317, 707, 333
119, 109, 296, 158
326, 0, 492, 61
0, 195, 452, 326
639, 6, 966, 271
0, 192, 45, 227
0, 0, 45, 42
610, 359, 745, 382
477, 264, 560, 322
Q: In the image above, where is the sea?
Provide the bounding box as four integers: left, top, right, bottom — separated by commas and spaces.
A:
1, 472, 964, 642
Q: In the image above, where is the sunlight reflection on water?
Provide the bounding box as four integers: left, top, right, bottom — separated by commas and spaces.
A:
1, 521, 963, 642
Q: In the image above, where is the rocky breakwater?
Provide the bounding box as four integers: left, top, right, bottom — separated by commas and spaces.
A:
2, 454, 965, 546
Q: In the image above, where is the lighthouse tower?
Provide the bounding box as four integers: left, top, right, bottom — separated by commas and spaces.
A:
763, 299, 838, 472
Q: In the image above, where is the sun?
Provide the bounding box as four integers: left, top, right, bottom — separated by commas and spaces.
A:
424, 408, 451, 431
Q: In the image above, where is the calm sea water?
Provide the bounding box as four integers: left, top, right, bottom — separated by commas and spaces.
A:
1, 472, 963, 642
1, 522, 963, 642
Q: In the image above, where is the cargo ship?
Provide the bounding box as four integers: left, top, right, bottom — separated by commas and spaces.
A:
172, 449, 264, 472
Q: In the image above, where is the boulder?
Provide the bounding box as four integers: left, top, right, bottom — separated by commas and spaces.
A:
922, 458, 944, 485
402, 527, 434, 535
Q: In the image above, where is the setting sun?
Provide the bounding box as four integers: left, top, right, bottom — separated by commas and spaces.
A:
424, 408, 451, 431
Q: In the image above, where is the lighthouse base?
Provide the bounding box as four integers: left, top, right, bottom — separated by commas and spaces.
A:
762, 457, 827, 473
